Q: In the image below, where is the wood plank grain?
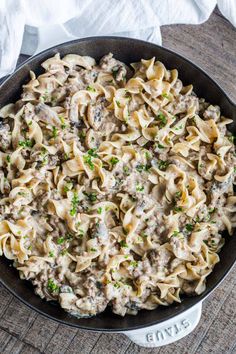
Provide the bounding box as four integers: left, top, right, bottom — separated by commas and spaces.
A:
194, 283, 236, 354
64, 330, 101, 354
161, 11, 236, 103
90, 333, 130, 354
19, 343, 41, 354
22, 314, 58, 352
0, 9, 236, 354
0, 285, 13, 317
0, 297, 36, 339
45, 324, 78, 354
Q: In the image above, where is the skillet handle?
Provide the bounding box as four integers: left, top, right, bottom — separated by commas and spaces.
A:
124, 302, 202, 347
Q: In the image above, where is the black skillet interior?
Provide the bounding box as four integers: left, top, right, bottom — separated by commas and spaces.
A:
0, 37, 236, 332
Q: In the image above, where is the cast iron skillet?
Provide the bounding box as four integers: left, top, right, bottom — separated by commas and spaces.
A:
0, 37, 236, 332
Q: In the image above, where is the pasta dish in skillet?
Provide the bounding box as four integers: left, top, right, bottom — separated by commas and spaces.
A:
0, 53, 235, 317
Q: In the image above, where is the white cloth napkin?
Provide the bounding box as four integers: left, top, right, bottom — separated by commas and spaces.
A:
0, 0, 235, 78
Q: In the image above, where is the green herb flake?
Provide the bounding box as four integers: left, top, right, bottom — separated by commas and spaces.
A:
52, 126, 58, 138
87, 148, 98, 157
86, 85, 96, 92
110, 157, 119, 166
113, 282, 121, 289
136, 183, 144, 192
120, 240, 128, 248
60, 249, 68, 256
49, 251, 54, 257
64, 181, 73, 193
123, 166, 130, 175
185, 224, 194, 232
90, 247, 97, 252
116, 100, 121, 108
57, 237, 65, 245
6, 155, 11, 163
83, 154, 94, 170
175, 191, 182, 199
83, 191, 97, 202
158, 160, 169, 171
228, 135, 235, 143
155, 112, 167, 127
70, 192, 79, 216
173, 206, 183, 213
208, 207, 215, 214
171, 230, 180, 237
162, 92, 170, 99
47, 279, 59, 293
130, 261, 138, 267
18, 139, 33, 148
97, 207, 102, 214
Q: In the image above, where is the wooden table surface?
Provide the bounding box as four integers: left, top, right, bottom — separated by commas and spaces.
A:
1, 8, 236, 354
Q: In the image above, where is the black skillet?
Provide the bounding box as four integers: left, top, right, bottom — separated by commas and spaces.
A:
0, 37, 235, 332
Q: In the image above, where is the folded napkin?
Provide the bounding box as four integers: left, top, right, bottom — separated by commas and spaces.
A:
0, 0, 235, 78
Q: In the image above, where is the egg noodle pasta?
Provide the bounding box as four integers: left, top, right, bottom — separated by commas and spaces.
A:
0, 53, 235, 317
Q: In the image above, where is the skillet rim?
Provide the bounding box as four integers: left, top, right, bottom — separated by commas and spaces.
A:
0, 36, 235, 332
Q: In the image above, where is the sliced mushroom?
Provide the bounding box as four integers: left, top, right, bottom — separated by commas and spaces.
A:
87, 102, 104, 130
85, 129, 102, 149
35, 103, 61, 126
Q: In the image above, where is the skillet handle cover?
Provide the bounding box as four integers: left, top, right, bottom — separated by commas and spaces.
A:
124, 302, 202, 348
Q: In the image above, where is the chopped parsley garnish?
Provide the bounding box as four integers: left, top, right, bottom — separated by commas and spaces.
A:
64, 181, 73, 193
83, 154, 94, 170
136, 184, 144, 192
6, 155, 11, 163
110, 157, 119, 166
87, 148, 98, 157
70, 192, 79, 216
156, 143, 165, 149
208, 207, 215, 214
78, 229, 84, 238
228, 134, 235, 143
120, 240, 128, 248
123, 166, 130, 175
141, 231, 148, 238
116, 100, 121, 108
78, 131, 86, 139
90, 247, 97, 252
174, 125, 183, 131
162, 92, 170, 99
86, 85, 96, 92
145, 151, 152, 160
130, 261, 138, 267
173, 206, 183, 213
97, 207, 102, 214
171, 230, 180, 237
83, 191, 97, 202
185, 224, 194, 232
49, 251, 54, 257
136, 164, 148, 172
47, 279, 59, 293
155, 112, 167, 127
113, 282, 121, 289
57, 237, 65, 245
18, 139, 33, 148
52, 126, 58, 138
158, 160, 169, 171
59, 115, 67, 130
175, 191, 182, 199
60, 249, 68, 256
